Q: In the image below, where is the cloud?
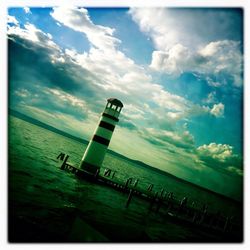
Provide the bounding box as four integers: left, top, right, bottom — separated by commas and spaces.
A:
50, 7, 216, 123
7, 15, 19, 25
7, 22, 100, 100
129, 8, 242, 50
203, 91, 217, 104
227, 166, 243, 176
130, 8, 243, 87
199, 40, 243, 87
140, 127, 195, 151
42, 88, 91, 117
197, 143, 242, 176
8, 22, 58, 49
24, 7, 31, 14
13, 87, 85, 120
129, 8, 193, 50
210, 103, 224, 117
17, 104, 98, 141
150, 44, 192, 76
14, 88, 30, 98
118, 117, 138, 131
51, 7, 120, 51
150, 41, 242, 87
198, 143, 233, 162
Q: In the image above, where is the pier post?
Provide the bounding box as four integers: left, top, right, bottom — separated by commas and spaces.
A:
199, 204, 208, 224
57, 152, 65, 161
223, 216, 229, 232
192, 211, 197, 223
125, 178, 132, 189
147, 184, 154, 192
177, 197, 188, 216
125, 189, 133, 208
60, 155, 69, 170
166, 192, 174, 212
155, 194, 163, 213
133, 179, 139, 188
111, 171, 116, 179
104, 168, 112, 177
94, 168, 100, 179
149, 192, 158, 211
160, 188, 165, 198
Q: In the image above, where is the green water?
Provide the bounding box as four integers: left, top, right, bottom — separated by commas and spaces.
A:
8, 115, 242, 241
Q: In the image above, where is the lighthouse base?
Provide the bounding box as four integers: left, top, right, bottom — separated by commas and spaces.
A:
79, 161, 100, 176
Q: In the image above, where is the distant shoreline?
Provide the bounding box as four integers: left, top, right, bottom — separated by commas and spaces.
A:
8, 108, 241, 204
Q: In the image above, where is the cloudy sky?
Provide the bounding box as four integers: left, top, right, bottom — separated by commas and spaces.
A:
7, 7, 243, 199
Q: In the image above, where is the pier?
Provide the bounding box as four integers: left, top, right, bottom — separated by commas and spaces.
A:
56, 152, 242, 240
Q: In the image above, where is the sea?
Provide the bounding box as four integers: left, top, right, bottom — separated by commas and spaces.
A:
8, 114, 243, 242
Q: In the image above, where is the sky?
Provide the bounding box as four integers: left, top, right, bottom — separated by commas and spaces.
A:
7, 6, 243, 199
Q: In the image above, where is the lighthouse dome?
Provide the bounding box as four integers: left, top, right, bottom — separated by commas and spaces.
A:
107, 98, 123, 108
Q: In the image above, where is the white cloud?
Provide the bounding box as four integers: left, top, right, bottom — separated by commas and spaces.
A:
44, 88, 88, 110
197, 143, 233, 162
141, 127, 195, 150
18, 105, 98, 141
7, 15, 19, 25
7, 22, 64, 69
122, 104, 146, 120
129, 8, 188, 50
205, 77, 223, 87
227, 166, 243, 176
8, 23, 58, 51
197, 143, 242, 176
51, 7, 120, 51
24, 7, 31, 14
210, 103, 224, 118
150, 40, 242, 87
50, 7, 214, 123
199, 40, 242, 87
130, 8, 242, 51
150, 44, 191, 76
203, 91, 217, 104
14, 88, 30, 98
130, 8, 243, 87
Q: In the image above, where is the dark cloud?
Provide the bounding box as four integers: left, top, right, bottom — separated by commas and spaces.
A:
197, 144, 243, 176
10, 86, 89, 121
139, 128, 195, 152
192, 54, 209, 65
198, 154, 242, 176
119, 116, 138, 131
137, 126, 243, 177
8, 36, 98, 99
7, 28, 117, 123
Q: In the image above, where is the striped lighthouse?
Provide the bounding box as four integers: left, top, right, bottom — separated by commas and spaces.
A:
79, 98, 123, 175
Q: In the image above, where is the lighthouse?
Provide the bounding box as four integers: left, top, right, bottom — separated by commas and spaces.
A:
79, 98, 123, 175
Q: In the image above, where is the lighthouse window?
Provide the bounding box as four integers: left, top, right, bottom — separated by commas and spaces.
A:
107, 103, 111, 108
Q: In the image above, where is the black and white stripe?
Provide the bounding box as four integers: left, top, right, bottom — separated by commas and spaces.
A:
92, 134, 110, 146
98, 120, 115, 132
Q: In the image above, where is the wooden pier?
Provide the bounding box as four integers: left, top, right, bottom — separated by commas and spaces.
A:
56, 152, 242, 240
